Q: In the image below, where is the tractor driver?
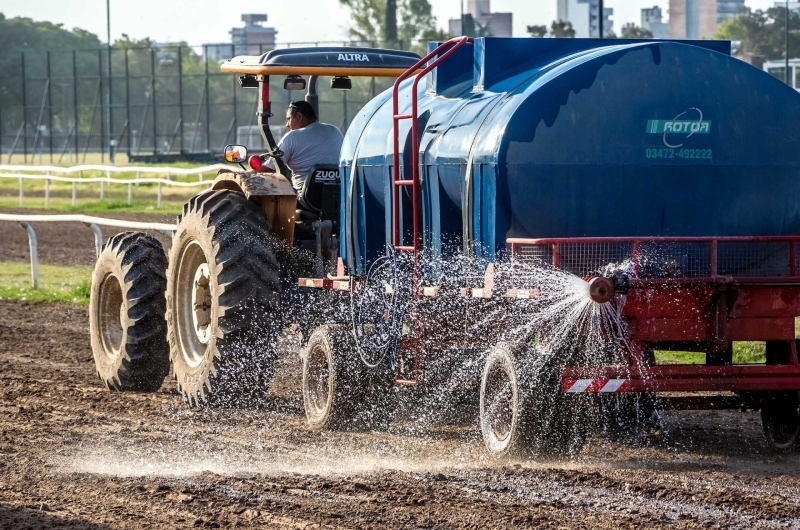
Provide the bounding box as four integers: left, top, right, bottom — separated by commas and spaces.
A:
263, 101, 343, 207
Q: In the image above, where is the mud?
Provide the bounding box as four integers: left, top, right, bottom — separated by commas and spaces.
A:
0, 208, 175, 266
2, 299, 800, 528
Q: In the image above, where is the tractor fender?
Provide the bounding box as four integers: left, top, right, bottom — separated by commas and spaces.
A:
212, 169, 297, 245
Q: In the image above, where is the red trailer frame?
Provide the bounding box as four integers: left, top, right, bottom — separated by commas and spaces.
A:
507, 236, 800, 394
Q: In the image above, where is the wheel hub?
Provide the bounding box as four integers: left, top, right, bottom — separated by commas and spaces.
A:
486, 365, 514, 442
306, 345, 331, 415
98, 273, 125, 359
176, 241, 212, 368
192, 263, 212, 344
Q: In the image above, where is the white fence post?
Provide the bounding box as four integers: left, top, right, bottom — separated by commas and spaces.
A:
18, 176, 23, 206
127, 183, 132, 205
72, 182, 77, 206
19, 222, 38, 289
86, 223, 103, 257
44, 178, 50, 209
157, 182, 162, 208
100, 180, 105, 200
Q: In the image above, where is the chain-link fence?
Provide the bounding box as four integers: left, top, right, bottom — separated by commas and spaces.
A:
0, 41, 411, 164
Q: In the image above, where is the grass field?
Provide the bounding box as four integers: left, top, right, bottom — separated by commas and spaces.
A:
0, 261, 91, 304
655, 342, 768, 365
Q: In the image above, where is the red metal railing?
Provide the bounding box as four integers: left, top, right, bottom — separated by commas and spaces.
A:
391, 37, 473, 255
508, 235, 800, 280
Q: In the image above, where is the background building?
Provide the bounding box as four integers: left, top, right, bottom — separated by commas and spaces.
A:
642, 6, 669, 38
669, 0, 745, 39
231, 14, 278, 55
556, 0, 614, 38
448, 0, 513, 37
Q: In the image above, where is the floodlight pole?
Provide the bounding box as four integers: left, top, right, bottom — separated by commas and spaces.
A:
787, 0, 791, 85
599, 0, 604, 38
107, 0, 114, 162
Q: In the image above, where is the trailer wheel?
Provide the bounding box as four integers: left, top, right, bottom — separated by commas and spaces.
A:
761, 391, 800, 452
89, 232, 170, 391
302, 324, 396, 430
167, 190, 280, 406
480, 343, 587, 459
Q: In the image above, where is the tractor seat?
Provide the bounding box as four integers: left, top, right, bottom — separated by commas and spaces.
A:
295, 164, 340, 226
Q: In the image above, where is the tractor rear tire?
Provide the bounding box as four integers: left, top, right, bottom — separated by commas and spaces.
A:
167, 189, 280, 406
302, 324, 396, 431
89, 232, 170, 391
480, 342, 588, 459
761, 391, 800, 452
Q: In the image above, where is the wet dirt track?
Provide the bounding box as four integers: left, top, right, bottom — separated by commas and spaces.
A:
2, 300, 800, 528
0, 208, 175, 267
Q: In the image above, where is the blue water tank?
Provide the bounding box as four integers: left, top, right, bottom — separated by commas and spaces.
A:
340, 38, 800, 274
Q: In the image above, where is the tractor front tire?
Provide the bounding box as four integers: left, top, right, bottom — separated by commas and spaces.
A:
302, 324, 396, 431
89, 232, 170, 391
167, 190, 280, 406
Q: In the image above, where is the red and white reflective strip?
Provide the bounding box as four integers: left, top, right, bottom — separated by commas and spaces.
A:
563, 379, 630, 393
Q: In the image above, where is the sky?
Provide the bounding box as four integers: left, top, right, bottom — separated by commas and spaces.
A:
0, 0, 780, 46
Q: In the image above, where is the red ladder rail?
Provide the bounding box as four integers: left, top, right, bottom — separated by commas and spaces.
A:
389, 37, 473, 385
391, 37, 473, 255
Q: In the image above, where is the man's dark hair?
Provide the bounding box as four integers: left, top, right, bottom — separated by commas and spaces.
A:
288, 100, 317, 122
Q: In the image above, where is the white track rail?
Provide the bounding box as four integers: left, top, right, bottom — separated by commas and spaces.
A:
0, 213, 176, 289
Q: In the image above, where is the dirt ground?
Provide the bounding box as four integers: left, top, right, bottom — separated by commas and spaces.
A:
1, 299, 800, 529
3, 209, 800, 528
0, 208, 175, 267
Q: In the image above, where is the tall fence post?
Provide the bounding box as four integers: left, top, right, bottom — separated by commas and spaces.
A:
98, 49, 106, 164
21, 51, 28, 164
151, 49, 157, 155
45, 173, 50, 209
204, 45, 211, 154
19, 222, 38, 289
127, 182, 132, 205
47, 51, 54, 163
157, 182, 162, 208
18, 176, 23, 206
72, 181, 77, 206
178, 46, 184, 154
72, 50, 80, 163
125, 48, 132, 160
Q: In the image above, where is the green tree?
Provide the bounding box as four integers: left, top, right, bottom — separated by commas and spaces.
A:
0, 14, 102, 117
527, 25, 548, 38
715, 7, 800, 61
550, 20, 576, 38
338, 0, 440, 52
621, 25, 653, 38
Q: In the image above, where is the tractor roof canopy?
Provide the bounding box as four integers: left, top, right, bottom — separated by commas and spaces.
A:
221, 47, 421, 77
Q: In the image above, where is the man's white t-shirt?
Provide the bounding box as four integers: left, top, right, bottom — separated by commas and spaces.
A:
265, 122, 344, 191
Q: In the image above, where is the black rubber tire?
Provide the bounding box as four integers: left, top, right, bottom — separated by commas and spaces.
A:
479, 342, 588, 459
89, 231, 170, 391
761, 391, 800, 452
167, 189, 281, 406
302, 324, 397, 431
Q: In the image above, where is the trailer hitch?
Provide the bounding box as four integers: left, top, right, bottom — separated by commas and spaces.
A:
587, 272, 630, 304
